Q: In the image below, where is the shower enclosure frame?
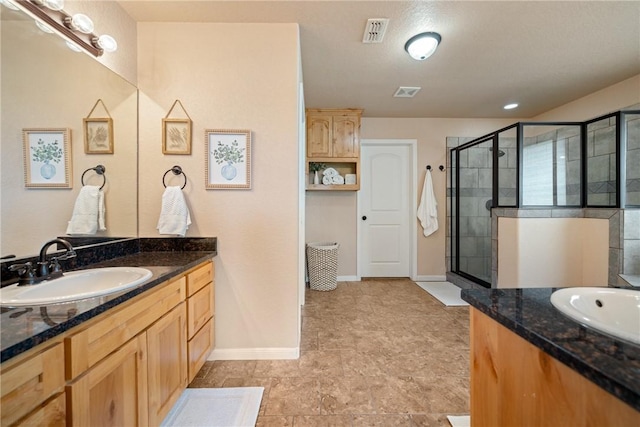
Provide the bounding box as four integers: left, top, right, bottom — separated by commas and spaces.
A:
450, 109, 640, 288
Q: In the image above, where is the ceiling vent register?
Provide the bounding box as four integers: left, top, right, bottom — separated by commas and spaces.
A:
362, 18, 389, 43
394, 87, 421, 98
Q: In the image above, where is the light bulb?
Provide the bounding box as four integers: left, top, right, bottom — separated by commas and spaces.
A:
65, 41, 82, 52
96, 34, 117, 52
0, 0, 20, 10
67, 13, 94, 34
35, 20, 54, 34
43, 0, 64, 11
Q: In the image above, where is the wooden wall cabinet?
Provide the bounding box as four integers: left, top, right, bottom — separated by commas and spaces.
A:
470, 308, 640, 426
306, 108, 362, 191
0, 260, 215, 427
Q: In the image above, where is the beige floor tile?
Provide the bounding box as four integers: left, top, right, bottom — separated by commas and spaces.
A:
319, 376, 374, 415
192, 279, 471, 426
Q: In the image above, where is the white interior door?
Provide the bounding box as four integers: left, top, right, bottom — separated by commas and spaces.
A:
359, 142, 413, 277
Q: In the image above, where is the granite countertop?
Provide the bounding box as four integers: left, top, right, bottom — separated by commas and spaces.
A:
461, 287, 640, 412
1, 238, 216, 363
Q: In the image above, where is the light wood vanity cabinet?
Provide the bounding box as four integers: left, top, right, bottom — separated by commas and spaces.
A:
306, 108, 362, 191
0, 260, 215, 427
470, 308, 640, 426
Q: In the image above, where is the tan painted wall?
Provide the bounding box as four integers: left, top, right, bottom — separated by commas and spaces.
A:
1, 19, 138, 258
306, 117, 520, 278
532, 74, 640, 121
137, 23, 301, 352
498, 218, 609, 288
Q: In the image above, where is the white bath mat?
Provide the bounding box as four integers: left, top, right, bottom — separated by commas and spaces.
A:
160, 387, 263, 427
415, 281, 469, 306
447, 414, 470, 427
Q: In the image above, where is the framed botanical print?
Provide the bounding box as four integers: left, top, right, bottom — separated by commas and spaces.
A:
84, 117, 114, 154
205, 129, 251, 189
23, 128, 72, 188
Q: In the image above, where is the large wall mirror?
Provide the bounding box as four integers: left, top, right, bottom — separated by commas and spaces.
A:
1, 6, 138, 259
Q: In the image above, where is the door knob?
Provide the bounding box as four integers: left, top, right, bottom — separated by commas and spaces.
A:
362, 216, 367, 220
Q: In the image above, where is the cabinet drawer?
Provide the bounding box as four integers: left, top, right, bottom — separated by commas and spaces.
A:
187, 284, 213, 339
15, 392, 66, 427
65, 276, 185, 380
188, 318, 214, 383
0, 342, 65, 427
186, 262, 213, 297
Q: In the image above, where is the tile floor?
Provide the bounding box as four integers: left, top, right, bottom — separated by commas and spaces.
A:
189, 279, 470, 426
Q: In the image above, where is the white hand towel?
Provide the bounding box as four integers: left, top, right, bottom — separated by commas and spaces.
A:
417, 170, 438, 237
66, 185, 106, 235
322, 175, 332, 185
323, 167, 339, 177
332, 175, 345, 184
157, 186, 192, 236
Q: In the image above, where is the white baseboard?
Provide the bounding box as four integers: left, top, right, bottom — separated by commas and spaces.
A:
413, 275, 447, 282
208, 347, 300, 361
337, 275, 360, 281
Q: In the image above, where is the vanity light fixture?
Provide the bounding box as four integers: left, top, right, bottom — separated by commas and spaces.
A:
504, 103, 519, 110
9, 0, 117, 57
35, 19, 54, 33
404, 32, 441, 60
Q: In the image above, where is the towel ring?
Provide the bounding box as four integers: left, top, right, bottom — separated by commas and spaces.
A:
81, 165, 106, 190
163, 165, 187, 189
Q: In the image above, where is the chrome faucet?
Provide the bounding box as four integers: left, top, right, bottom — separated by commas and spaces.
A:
8, 238, 76, 286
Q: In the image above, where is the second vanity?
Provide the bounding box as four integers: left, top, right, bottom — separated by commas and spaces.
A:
462, 288, 640, 426
0, 238, 217, 426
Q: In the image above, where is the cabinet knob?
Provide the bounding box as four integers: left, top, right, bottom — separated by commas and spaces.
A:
362, 216, 367, 221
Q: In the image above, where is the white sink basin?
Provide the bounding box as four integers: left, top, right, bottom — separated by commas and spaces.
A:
0, 267, 152, 307
550, 287, 640, 345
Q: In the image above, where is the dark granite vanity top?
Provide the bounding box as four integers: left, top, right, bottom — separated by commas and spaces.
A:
461, 288, 640, 412
0, 238, 217, 363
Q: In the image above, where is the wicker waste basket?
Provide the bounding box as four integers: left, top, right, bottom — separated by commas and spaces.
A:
306, 242, 339, 291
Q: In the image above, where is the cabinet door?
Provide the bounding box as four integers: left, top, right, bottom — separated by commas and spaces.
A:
307, 115, 333, 157
67, 334, 148, 427
147, 302, 188, 426
332, 115, 360, 158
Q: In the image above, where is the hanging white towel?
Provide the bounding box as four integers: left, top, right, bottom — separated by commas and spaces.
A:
417, 170, 438, 237
66, 185, 106, 235
157, 186, 192, 236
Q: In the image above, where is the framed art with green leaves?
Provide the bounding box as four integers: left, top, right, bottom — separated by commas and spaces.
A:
23, 128, 72, 188
205, 129, 251, 189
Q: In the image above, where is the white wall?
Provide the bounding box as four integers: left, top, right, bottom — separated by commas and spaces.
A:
498, 218, 609, 288
137, 23, 302, 359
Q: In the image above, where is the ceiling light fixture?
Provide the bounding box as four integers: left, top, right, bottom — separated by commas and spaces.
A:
9, 0, 116, 57
504, 103, 519, 110
404, 32, 441, 60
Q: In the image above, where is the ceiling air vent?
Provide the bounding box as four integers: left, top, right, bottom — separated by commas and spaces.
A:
394, 87, 421, 98
362, 18, 389, 43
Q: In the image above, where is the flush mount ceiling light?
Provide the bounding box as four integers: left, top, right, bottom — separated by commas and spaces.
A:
504, 103, 519, 110
404, 32, 441, 60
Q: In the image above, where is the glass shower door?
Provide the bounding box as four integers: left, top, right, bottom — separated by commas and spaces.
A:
456, 137, 493, 286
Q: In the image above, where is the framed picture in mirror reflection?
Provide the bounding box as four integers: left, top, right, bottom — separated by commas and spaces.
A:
23, 128, 72, 188
84, 118, 114, 154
